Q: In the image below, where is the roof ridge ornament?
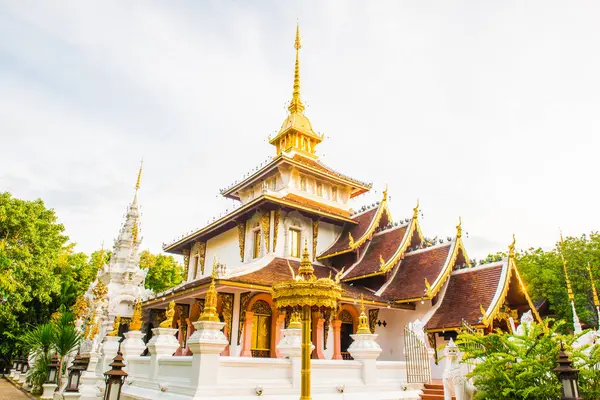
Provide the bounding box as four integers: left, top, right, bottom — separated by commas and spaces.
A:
456, 217, 462, 239
413, 199, 420, 220
508, 234, 516, 259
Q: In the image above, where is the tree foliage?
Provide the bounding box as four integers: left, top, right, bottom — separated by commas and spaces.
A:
458, 320, 563, 399
140, 249, 183, 293
514, 232, 600, 331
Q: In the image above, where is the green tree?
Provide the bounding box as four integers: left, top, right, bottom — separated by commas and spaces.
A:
0, 192, 69, 360
514, 232, 600, 331
140, 250, 183, 293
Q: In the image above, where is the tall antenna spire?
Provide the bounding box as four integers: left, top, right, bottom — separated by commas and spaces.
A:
288, 23, 305, 114
587, 262, 600, 327
558, 233, 582, 333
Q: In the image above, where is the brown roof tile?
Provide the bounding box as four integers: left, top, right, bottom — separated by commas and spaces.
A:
381, 243, 452, 301
227, 258, 384, 303
424, 264, 504, 331
343, 226, 409, 281
318, 208, 379, 258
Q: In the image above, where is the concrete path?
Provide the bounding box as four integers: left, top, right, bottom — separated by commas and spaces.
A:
0, 378, 30, 400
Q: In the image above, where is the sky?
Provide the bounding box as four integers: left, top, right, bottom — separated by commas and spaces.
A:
1, 1, 599, 261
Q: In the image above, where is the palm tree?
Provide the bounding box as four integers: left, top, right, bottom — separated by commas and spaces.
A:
21, 323, 55, 357
52, 310, 81, 389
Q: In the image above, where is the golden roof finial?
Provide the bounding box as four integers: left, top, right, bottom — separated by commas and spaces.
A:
508, 234, 516, 259
200, 263, 220, 322
588, 263, 600, 308
383, 184, 388, 201
558, 233, 575, 302
298, 240, 315, 280
288, 23, 305, 115
356, 295, 371, 334
135, 159, 143, 192
413, 199, 420, 219
456, 217, 463, 239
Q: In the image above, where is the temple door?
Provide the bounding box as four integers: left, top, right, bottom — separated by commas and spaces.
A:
250, 300, 272, 358
339, 310, 354, 360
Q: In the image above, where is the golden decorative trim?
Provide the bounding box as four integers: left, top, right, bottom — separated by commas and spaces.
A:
261, 212, 271, 253
197, 242, 206, 276
481, 263, 513, 326
238, 292, 253, 346
379, 214, 421, 274
368, 308, 379, 334
588, 263, 600, 307
237, 222, 246, 262
273, 209, 281, 252
312, 220, 319, 261
219, 292, 234, 344
511, 258, 543, 325
182, 249, 190, 280
348, 232, 355, 248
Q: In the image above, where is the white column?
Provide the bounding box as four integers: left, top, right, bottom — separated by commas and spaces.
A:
40, 383, 58, 399
229, 292, 241, 357
348, 332, 382, 386
78, 352, 102, 400
122, 331, 146, 361
187, 320, 228, 391
276, 326, 310, 389
146, 327, 179, 381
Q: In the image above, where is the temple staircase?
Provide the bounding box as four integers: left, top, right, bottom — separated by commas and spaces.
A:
419, 381, 454, 400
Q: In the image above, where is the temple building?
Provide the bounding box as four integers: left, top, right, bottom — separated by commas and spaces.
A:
139, 26, 540, 370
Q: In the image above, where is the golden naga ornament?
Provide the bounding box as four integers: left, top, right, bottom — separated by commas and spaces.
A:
73, 296, 89, 320
159, 301, 176, 328
92, 280, 108, 302
130, 300, 143, 331
107, 316, 121, 337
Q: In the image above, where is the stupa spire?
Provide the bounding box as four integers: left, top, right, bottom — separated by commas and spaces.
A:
288, 23, 305, 114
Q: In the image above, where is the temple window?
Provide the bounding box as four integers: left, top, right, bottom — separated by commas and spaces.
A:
331, 186, 338, 201
250, 300, 272, 358
289, 228, 301, 258
316, 181, 323, 197
268, 177, 276, 191
300, 175, 307, 191
252, 229, 261, 259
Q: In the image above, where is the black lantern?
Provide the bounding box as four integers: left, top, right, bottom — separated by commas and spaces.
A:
65, 355, 87, 392
47, 354, 60, 385
553, 342, 581, 400
103, 351, 128, 400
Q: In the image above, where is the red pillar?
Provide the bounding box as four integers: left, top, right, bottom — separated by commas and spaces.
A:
332, 319, 342, 360
313, 317, 326, 359
240, 311, 255, 357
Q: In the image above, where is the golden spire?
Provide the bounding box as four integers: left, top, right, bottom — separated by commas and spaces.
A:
587, 263, 600, 308
200, 257, 220, 322
135, 159, 143, 192
456, 217, 463, 239
298, 240, 315, 280
356, 295, 371, 334
288, 23, 305, 114
558, 234, 575, 302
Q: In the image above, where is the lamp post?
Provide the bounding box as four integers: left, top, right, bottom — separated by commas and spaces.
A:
65, 355, 87, 392
271, 242, 342, 400
103, 351, 128, 400
553, 342, 581, 400
47, 354, 60, 385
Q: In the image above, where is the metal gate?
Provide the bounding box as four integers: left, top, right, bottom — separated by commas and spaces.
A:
404, 326, 431, 383
459, 319, 484, 375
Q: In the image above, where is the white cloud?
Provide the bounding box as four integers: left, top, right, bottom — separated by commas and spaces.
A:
1, 0, 599, 259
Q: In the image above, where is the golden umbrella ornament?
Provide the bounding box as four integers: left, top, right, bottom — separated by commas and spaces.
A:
271, 241, 342, 400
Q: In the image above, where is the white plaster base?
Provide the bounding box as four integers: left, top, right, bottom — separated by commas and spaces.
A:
41, 383, 58, 399
147, 328, 180, 356
122, 330, 146, 360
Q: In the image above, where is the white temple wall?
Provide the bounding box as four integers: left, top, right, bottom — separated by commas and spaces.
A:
316, 221, 341, 256
229, 291, 242, 357
375, 302, 432, 361
204, 227, 240, 275
323, 325, 334, 359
